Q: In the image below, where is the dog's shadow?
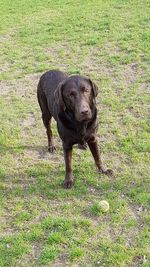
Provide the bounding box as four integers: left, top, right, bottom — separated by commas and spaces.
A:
0, 143, 84, 156
0, 144, 48, 156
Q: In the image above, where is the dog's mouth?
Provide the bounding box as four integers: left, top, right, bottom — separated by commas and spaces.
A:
75, 113, 92, 122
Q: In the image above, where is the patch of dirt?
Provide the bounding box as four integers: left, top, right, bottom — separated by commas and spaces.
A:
52, 257, 68, 267
21, 112, 36, 127
0, 73, 41, 97
32, 241, 42, 260
80, 48, 111, 76
0, 214, 18, 237
139, 81, 150, 93
0, 62, 12, 76
113, 203, 145, 248
14, 241, 42, 266
122, 63, 138, 85
46, 43, 73, 72
128, 204, 145, 227
0, 80, 14, 96
45, 42, 116, 79
21, 140, 64, 163
129, 255, 148, 267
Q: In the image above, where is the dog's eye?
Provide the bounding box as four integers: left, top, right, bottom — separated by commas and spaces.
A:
70, 92, 75, 98
82, 87, 89, 93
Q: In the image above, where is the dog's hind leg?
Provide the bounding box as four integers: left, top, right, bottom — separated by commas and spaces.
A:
37, 86, 56, 153
42, 113, 56, 153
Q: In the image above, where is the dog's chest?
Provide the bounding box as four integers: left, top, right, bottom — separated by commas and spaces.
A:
57, 109, 97, 144
58, 119, 97, 145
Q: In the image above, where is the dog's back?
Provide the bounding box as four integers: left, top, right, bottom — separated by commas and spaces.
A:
37, 70, 67, 116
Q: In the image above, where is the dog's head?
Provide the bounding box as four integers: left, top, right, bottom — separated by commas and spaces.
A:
55, 75, 98, 122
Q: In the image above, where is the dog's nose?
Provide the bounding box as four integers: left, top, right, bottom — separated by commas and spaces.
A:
81, 108, 89, 115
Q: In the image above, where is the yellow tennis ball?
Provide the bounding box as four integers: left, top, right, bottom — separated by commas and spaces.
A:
99, 200, 110, 212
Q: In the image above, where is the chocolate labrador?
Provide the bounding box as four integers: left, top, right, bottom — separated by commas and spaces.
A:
37, 70, 113, 188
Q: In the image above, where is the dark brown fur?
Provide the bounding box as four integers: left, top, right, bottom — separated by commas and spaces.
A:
37, 70, 113, 188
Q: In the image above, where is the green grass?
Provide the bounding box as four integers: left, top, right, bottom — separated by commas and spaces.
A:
0, 0, 150, 266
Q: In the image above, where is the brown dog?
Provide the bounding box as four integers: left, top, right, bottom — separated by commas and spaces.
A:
37, 70, 113, 188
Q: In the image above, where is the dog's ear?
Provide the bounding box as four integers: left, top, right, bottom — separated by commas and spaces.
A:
54, 80, 66, 110
89, 79, 98, 98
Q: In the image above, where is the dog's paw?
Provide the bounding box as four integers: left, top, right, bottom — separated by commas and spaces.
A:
104, 169, 113, 176
98, 168, 113, 176
63, 179, 74, 189
48, 145, 56, 153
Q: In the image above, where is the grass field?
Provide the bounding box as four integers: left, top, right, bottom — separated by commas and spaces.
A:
0, 0, 150, 266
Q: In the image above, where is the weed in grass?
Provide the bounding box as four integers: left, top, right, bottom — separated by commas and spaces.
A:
38, 245, 58, 264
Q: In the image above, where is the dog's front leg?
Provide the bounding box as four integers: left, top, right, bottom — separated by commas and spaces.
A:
63, 144, 74, 189
88, 136, 113, 176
